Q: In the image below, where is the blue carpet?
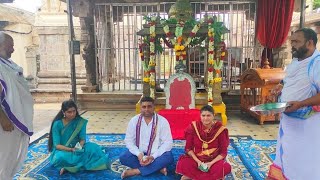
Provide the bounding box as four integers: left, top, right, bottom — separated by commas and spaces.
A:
230, 136, 277, 180
14, 134, 276, 180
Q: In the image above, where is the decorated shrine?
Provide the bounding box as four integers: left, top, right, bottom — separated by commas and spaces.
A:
136, 0, 229, 133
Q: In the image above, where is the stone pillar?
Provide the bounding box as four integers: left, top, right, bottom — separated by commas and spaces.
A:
25, 45, 39, 89
73, 0, 99, 92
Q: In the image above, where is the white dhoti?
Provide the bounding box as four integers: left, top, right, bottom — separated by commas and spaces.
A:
0, 57, 33, 179
0, 127, 29, 179
273, 114, 320, 179
270, 50, 320, 179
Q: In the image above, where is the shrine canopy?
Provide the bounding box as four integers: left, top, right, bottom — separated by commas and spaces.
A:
136, 1, 229, 102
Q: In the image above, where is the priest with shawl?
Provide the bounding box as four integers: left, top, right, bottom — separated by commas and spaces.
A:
267, 28, 320, 179
0, 32, 34, 179
176, 105, 231, 180
119, 96, 174, 179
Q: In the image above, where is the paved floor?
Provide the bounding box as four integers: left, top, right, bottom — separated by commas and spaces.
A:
32, 104, 279, 142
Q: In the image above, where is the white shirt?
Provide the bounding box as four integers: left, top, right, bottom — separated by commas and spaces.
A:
124, 113, 173, 159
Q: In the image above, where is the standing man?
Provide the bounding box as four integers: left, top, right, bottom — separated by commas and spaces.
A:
0, 32, 34, 179
120, 96, 174, 179
268, 28, 320, 179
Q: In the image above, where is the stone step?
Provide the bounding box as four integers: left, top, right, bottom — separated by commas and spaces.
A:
77, 92, 142, 110
31, 91, 72, 103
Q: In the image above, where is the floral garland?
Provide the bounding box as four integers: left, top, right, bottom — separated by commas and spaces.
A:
139, 42, 151, 84
174, 21, 185, 61
162, 20, 200, 63
148, 16, 157, 98
214, 41, 225, 76
207, 17, 215, 104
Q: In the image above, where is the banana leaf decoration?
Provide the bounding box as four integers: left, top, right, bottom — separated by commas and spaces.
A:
209, 16, 229, 45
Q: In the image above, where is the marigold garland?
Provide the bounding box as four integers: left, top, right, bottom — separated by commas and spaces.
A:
207, 17, 215, 104
139, 15, 228, 102
148, 16, 157, 98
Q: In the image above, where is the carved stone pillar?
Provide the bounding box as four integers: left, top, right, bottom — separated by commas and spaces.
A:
72, 0, 98, 92
80, 16, 98, 92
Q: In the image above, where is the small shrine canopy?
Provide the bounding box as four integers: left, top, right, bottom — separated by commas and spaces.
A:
136, 0, 230, 104
241, 68, 285, 87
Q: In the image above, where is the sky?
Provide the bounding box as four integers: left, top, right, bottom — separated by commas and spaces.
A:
8, 0, 43, 12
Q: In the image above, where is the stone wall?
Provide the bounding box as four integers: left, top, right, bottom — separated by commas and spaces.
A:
34, 0, 86, 92
35, 26, 86, 89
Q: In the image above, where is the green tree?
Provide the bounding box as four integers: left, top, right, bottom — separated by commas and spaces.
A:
314, 0, 320, 9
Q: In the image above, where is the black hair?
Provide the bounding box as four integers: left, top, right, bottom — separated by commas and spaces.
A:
48, 99, 80, 152
200, 105, 215, 114
295, 28, 318, 46
140, 96, 155, 104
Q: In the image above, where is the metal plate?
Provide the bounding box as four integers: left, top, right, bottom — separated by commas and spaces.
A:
250, 102, 288, 113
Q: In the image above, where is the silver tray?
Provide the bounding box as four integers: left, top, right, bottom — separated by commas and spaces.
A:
250, 102, 289, 114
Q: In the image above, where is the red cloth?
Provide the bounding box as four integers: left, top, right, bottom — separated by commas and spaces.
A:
177, 159, 231, 180
256, 0, 294, 48
158, 109, 200, 140
169, 78, 192, 109
176, 121, 231, 179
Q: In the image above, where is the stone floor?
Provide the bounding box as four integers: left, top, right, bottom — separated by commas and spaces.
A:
31, 103, 279, 142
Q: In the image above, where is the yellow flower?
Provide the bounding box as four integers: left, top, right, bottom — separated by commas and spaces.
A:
221, 52, 226, 56
174, 45, 180, 51
150, 81, 156, 86
176, 52, 181, 56
174, 45, 185, 51
213, 77, 222, 83
208, 59, 214, 65
143, 77, 150, 83
149, 61, 156, 66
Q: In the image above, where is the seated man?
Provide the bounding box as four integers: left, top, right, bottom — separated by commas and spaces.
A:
120, 96, 174, 179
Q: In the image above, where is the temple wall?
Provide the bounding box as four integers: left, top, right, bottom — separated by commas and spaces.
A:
34, 0, 86, 90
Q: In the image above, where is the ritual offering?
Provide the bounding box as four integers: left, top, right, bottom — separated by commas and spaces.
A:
74, 142, 84, 152
198, 163, 209, 172
250, 102, 289, 114
142, 156, 148, 162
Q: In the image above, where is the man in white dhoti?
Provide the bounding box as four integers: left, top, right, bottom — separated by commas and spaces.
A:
119, 96, 174, 179
267, 28, 320, 179
0, 32, 34, 179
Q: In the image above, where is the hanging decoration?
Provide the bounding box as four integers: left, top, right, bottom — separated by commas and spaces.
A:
148, 16, 157, 98
207, 17, 215, 104
161, 19, 201, 65
138, 11, 228, 104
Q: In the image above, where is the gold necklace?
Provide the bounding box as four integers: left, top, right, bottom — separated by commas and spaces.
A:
202, 123, 214, 149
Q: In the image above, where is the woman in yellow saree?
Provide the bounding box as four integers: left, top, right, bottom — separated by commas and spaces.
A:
48, 100, 109, 175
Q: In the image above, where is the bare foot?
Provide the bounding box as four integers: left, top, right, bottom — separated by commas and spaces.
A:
160, 167, 167, 176
121, 169, 140, 179
181, 175, 192, 180
59, 168, 65, 175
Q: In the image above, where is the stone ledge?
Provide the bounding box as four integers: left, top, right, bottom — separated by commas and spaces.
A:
30, 89, 74, 93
